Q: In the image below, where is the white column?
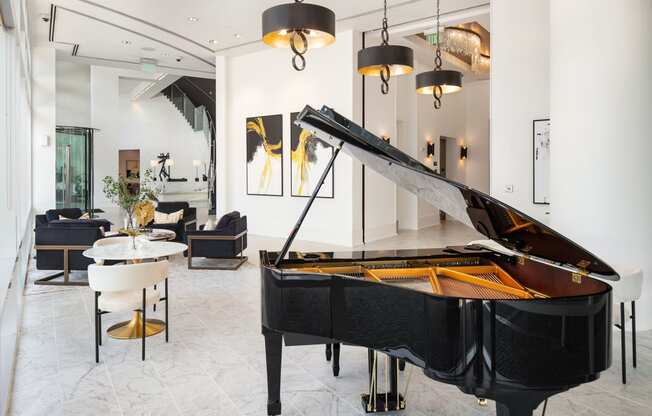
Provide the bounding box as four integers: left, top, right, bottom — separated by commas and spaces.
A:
214, 55, 227, 217
550, 1, 652, 329
31, 44, 57, 212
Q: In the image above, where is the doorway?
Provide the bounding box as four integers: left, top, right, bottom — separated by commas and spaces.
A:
118, 149, 141, 195
55, 127, 94, 211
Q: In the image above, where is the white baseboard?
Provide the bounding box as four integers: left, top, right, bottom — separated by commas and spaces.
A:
364, 222, 397, 243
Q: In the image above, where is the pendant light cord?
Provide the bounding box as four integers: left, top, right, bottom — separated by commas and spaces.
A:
432, 0, 443, 109
380, 0, 391, 94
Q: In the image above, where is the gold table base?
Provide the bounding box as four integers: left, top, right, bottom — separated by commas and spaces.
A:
107, 311, 166, 339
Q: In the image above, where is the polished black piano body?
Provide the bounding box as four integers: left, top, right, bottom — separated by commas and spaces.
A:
261, 106, 617, 416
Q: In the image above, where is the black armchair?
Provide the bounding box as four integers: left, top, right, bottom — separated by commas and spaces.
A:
35, 219, 106, 286
186, 211, 247, 270
149, 202, 197, 242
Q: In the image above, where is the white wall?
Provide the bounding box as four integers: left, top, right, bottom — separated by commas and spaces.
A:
221, 31, 360, 247
490, 0, 550, 222
362, 67, 397, 242
550, 0, 652, 330
90, 66, 209, 208
56, 60, 90, 127
31, 45, 56, 212
394, 62, 489, 230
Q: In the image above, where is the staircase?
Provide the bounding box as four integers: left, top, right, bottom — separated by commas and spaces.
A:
161, 82, 217, 214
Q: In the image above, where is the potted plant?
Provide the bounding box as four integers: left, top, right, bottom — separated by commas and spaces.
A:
102, 169, 159, 248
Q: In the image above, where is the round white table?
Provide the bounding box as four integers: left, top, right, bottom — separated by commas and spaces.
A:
83, 240, 187, 340
83, 240, 186, 262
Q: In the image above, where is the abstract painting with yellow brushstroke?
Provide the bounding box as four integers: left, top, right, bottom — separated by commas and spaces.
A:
246, 114, 283, 196
290, 112, 334, 198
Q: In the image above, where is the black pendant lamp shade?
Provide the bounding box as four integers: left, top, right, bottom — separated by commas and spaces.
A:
358, 0, 413, 94
358, 45, 414, 77
416, 0, 463, 109
262, 1, 336, 71
415, 69, 462, 95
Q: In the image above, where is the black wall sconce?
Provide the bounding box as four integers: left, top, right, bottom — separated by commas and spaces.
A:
460, 145, 468, 160
426, 141, 435, 158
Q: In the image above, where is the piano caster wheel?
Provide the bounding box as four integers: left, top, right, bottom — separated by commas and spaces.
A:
325, 344, 332, 361
477, 398, 488, 407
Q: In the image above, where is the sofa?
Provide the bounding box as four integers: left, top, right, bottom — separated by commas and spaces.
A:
185, 211, 247, 270
147, 202, 197, 242
34, 208, 111, 286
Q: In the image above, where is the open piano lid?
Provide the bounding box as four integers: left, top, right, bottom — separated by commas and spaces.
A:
296, 105, 618, 280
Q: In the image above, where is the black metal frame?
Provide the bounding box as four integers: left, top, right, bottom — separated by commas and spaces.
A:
186, 230, 248, 270
33, 244, 91, 286
615, 300, 637, 384
94, 278, 169, 363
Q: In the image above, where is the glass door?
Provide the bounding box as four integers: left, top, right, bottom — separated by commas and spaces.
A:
55, 127, 94, 211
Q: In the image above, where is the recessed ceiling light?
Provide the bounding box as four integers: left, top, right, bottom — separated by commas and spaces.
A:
187, 17, 199, 23
121, 40, 132, 46
141, 46, 156, 52
234, 33, 241, 39
162, 52, 170, 57
208, 39, 218, 45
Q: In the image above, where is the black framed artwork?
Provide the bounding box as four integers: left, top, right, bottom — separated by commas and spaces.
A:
533, 119, 550, 204
246, 114, 283, 196
290, 111, 334, 198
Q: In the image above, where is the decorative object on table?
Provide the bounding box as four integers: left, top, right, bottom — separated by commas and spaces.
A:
290, 111, 333, 198
262, 0, 335, 71
134, 200, 155, 227
357, 0, 413, 94
416, 0, 463, 109
193, 159, 202, 182
533, 119, 550, 204
142, 228, 176, 241
147, 201, 196, 242
186, 211, 248, 270
102, 168, 159, 249
246, 114, 283, 196
89, 260, 170, 362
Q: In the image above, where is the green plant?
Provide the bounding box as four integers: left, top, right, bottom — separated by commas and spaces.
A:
102, 169, 159, 228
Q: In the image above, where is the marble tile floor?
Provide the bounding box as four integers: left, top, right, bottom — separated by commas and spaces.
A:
9, 222, 652, 416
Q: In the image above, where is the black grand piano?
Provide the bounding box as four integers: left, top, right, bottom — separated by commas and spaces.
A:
261, 105, 617, 416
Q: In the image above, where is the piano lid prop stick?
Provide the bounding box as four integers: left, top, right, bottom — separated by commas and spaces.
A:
274, 140, 344, 267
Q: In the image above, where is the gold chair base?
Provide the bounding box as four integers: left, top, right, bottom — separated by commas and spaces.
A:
107, 311, 166, 339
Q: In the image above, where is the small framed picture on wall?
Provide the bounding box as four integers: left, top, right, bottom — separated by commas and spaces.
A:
533, 118, 550, 204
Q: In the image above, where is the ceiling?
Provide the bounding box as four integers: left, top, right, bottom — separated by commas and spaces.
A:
28, 0, 489, 77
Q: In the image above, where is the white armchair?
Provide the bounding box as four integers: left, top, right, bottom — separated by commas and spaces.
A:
88, 260, 169, 362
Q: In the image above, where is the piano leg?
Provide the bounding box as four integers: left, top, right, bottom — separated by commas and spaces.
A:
263, 327, 282, 415
332, 343, 341, 376
325, 344, 332, 361
398, 359, 406, 372
495, 390, 559, 416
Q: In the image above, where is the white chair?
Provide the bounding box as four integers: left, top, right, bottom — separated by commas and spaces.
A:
88, 260, 169, 362
92, 237, 132, 265
604, 268, 643, 384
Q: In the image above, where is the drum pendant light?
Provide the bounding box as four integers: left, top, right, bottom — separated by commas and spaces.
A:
262, 0, 336, 71
358, 0, 414, 94
415, 0, 463, 109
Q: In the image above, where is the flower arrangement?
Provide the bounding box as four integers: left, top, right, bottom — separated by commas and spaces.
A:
102, 169, 159, 246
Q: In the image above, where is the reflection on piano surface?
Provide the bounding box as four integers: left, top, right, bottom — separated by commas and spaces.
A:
261, 106, 618, 416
